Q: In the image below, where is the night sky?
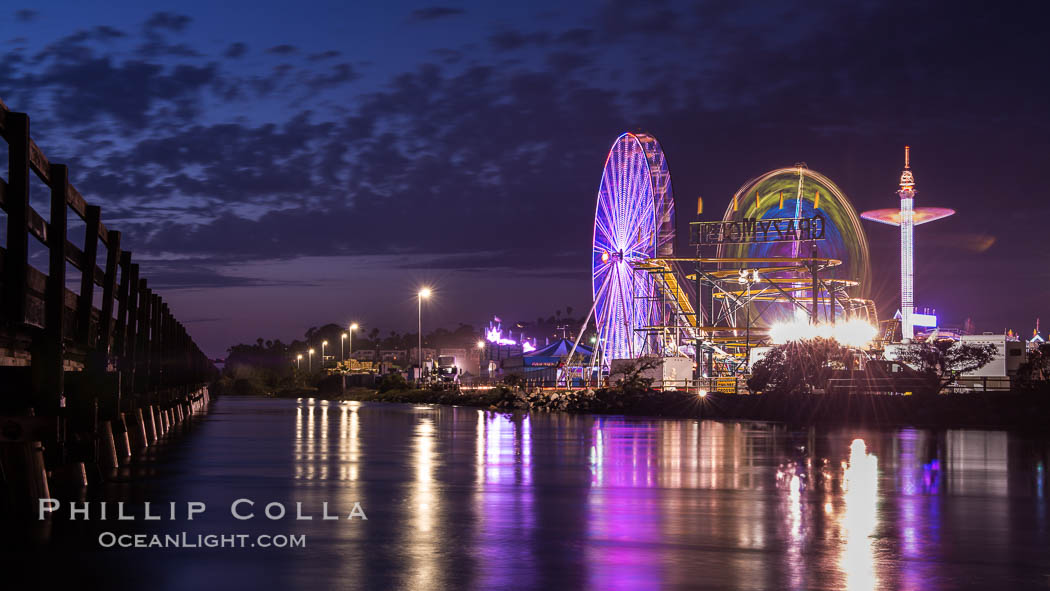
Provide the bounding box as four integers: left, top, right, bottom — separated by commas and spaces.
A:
3, 1, 1047, 358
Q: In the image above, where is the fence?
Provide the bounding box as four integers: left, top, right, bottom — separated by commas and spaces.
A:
0, 98, 217, 497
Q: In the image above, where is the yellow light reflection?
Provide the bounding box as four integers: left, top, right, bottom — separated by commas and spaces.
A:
840, 438, 878, 591
406, 416, 439, 591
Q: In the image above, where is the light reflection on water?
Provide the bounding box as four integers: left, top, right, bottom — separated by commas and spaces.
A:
280, 400, 1050, 590
37, 397, 1049, 591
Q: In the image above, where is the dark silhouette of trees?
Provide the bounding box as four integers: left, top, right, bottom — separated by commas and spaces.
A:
747, 338, 854, 395
892, 340, 997, 395
1017, 343, 1050, 390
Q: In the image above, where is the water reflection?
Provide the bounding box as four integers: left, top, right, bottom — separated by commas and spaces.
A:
78, 398, 1050, 591
841, 439, 878, 591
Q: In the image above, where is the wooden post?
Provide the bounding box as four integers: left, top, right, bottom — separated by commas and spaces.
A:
98, 230, 121, 357
119, 263, 140, 416
44, 164, 69, 409
114, 253, 133, 358
150, 294, 161, 394
156, 300, 169, 390
135, 281, 151, 396
77, 204, 101, 347
3, 112, 30, 325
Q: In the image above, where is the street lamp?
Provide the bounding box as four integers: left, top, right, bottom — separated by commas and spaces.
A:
308, 348, 315, 372
321, 340, 328, 369
296, 353, 302, 370
418, 288, 431, 383
341, 333, 347, 363
348, 323, 358, 365
476, 340, 485, 350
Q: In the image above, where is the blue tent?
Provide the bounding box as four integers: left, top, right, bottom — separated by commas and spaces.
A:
502, 339, 594, 384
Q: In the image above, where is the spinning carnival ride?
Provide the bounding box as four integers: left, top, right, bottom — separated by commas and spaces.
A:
713, 167, 874, 332
581, 133, 874, 375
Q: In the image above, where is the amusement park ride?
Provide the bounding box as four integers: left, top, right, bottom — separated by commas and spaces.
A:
860, 146, 954, 340
565, 132, 881, 381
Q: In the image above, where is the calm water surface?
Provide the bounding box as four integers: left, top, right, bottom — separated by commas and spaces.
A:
11, 396, 1050, 590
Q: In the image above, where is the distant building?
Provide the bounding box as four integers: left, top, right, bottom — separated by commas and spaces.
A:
1029, 318, 1045, 351
408, 347, 437, 364
380, 350, 407, 364
438, 348, 467, 361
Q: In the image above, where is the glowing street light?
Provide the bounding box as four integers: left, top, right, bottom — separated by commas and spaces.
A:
308, 348, 315, 372
418, 288, 431, 383
296, 353, 303, 370
321, 340, 328, 369
341, 333, 347, 362
476, 340, 485, 350
348, 323, 358, 365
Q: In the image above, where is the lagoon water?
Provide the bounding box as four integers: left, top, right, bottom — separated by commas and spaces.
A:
10, 396, 1050, 590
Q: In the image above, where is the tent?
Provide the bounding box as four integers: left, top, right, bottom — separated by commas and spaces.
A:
502, 339, 594, 384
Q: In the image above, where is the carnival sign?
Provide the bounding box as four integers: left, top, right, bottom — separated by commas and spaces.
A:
689, 214, 826, 246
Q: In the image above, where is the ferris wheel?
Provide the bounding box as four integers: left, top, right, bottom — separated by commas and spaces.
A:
591, 133, 675, 361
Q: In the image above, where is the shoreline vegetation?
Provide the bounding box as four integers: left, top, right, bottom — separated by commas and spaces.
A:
215, 340, 1050, 430
212, 380, 1050, 430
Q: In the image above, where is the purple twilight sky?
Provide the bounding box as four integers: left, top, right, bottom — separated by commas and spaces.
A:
2, 0, 1047, 357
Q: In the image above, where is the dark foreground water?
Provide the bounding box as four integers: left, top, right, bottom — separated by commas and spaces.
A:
8, 396, 1050, 590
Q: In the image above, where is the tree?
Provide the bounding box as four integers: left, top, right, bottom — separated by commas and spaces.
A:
893, 340, 997, 395
1013, 343, 1049, 390
747, 338, 854, 395
610, 358, 661, 393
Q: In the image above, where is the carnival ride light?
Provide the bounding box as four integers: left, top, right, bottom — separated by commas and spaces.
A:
768, 318, 877, 348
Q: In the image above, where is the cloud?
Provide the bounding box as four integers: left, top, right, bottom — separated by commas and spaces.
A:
9, 0, 1048, 298
488, 30, 549, 51
144, 264, 317, 289
14, 8, 37, 22
545, 50, 590, 73
143, 12, 192, 33
555, 28, 593, 47
308, 49, 341, 61
409, 6, 464, 21
224, 42, 247, 58
266, 44, 298, 55
429, 48, 462, 64
303, 62, 359, 89
597, 0, 679, 36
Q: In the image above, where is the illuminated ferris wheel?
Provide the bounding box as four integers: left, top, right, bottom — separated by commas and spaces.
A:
591, 133, 675, 361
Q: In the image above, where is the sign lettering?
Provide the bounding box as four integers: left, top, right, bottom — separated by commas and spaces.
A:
689, 214, 826, 246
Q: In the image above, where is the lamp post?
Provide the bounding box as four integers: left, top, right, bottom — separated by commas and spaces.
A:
341, 333, 346, 363
308, 348, 315, 372
348, 323, 358, 365
322, 340, 328, 369
296, 353, 302, 370
418, 288, 431, 383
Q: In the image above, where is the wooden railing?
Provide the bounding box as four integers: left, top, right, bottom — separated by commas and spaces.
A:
0, 97, 216, 418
